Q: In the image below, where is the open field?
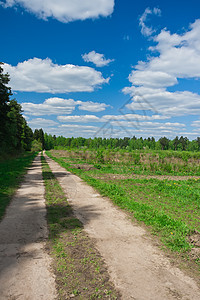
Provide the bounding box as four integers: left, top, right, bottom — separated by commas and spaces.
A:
0, 152, 37, 220
47, 149, 200, 278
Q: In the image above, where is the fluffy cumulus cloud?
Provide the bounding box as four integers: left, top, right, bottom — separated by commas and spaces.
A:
58, 115, 100, 123
3, 58, 109, 93
22, 97, 109, 116
124, 18, 200, 117
78, 101, 110, 112
58, 120, 184, 139
1, 0, 115, 22
56, 112, 183, 138
191, 120, 200, 131
28, 118, 58, 128
26, 111, 186, 139
82, 51, 114, 67
59, 124, 99, 136
58, 113, 168, 123
139, 7, 161, 37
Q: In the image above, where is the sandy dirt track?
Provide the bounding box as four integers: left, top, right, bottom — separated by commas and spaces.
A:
44, 153, 200, 300
0, 154, 57, 300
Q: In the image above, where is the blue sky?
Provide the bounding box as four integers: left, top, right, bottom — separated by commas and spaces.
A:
1, 0, 200, 140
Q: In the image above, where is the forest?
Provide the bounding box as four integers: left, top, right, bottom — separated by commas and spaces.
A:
0, 63, 33, 154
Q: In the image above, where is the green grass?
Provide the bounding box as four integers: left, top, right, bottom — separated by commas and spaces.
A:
46, 149, 200, 176
81, 176, 193, 253
41, 155, 120, 299
46, 150, 200, 258
0, 152, 37, 220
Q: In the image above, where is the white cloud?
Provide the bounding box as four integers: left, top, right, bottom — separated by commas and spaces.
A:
77, 100, 110, 112
110, 120, 185, 129
139, 7, 161, 37
59, 124, 98, 135
28, 118, 58, 127
60, 124, 97, 129
22, 97, 109, 116
58, 115, 100, 123
124, 87, 200, 116
26, 114, 186, 139
82, 51, 114, 67
57, 113, 168, 124
3, 58, 109, 93
191, 120, 200, 128
22, 98, 76, 116
115, 114, 168, 121
94, 119, 185, 139
128, 70, 177, 88
1, 0, 115, 22
124, 19, 200, 117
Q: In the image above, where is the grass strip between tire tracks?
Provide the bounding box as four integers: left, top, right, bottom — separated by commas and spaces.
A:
41, 154, 120, 299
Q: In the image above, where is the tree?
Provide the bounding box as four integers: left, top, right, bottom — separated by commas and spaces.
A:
0, 65, 33, 153
196, 137, 200, 151
38, 128, 45, 150
179, 136, 188, 151
0, 63, 12, 149
22, 121, 33, 151
33, 128, 45, 149
159, 137, 170, 150
173, 136, 179, 151
7, 99, 24, 150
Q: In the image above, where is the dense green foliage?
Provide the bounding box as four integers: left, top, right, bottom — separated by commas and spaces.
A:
0, 63, 33, 154
0, 152, 37, 220
44, 134, 200, 152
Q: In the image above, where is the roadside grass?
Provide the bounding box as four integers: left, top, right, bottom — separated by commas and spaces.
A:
41, 155, 120, 299
46, 150, 200, 270
0, 152, 37, 221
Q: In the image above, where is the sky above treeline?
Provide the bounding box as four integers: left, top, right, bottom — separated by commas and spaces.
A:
1, 0, 200, 140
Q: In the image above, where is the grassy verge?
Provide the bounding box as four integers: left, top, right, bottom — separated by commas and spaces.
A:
41, 155, 120, 299
46, 150, 200, 272
0, 152, 37, 220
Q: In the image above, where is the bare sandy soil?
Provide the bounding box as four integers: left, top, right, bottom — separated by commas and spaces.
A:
93, 173, 200, 181
44, 153, 200, 300
0, 154, 57, 300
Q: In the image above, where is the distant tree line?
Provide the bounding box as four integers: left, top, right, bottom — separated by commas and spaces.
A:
0, 63, 33, 154
43, 134, 200, 152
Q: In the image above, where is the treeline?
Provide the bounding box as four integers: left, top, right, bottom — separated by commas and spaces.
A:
0, 63, 33, 154
43, 134, 200, 152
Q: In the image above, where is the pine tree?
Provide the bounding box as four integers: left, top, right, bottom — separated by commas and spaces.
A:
0, 63, 12, 149
0, 64, 33, 153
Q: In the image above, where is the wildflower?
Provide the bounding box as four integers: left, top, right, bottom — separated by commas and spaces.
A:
170, 232, 173, 235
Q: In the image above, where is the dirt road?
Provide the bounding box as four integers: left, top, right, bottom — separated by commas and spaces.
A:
45, 153, 200, 300
0, 154, 57, 299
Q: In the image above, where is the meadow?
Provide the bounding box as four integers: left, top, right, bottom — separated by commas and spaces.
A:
46, 149, 200, 274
